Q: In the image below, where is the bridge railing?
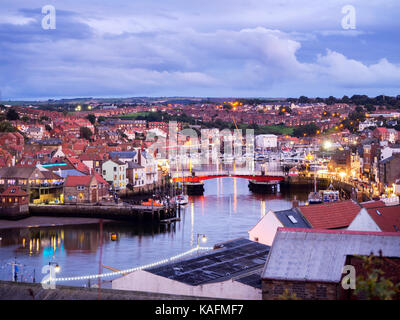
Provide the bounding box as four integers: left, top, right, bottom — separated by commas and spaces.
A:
171, 170, 285, 178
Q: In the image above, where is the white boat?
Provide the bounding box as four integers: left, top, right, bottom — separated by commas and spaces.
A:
320, 184, 339, 202
321, 190, 339, 202
175, 194, 189, 205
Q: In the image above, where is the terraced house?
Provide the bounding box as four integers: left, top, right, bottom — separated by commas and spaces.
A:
101, 159, 128, 191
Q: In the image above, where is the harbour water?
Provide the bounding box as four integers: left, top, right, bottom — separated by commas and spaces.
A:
0, 177, 311, 287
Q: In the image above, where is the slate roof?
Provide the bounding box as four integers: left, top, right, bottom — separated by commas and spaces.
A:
366, 205, 400, 232
262, 228, 400, 283
298, 200, 361, 229
127, 161, 144, 169
54, 169, 86, 178
109, 151, 137, 159
0, 166, 38, 179
274, 208, 312, 229
145, 238, 270, 288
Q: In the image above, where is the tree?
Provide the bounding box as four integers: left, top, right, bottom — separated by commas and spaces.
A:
354, 253, 400, 300
298, 96, 309, 104
279, 106, 291, 115
6, 108, 19, 121
40, 115, 49, 121
86, 114, 96, 125
80, 127, 93, 141
293, 123, 320, 137
21, 115, 30, 122
355, 106, 364, 113
45, 124, 52, 132
98, 116, 106, 123
0, 121, 17, 132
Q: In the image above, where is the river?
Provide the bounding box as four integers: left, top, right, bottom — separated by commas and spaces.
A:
0, 177, 311, 287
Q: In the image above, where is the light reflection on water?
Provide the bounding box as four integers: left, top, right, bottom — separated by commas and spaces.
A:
0, 177, 310, 286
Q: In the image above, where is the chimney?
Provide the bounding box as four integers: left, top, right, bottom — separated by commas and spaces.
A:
292, 195, 299, 208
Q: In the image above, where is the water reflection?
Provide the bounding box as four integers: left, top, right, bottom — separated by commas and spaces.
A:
0, 177, 311, 286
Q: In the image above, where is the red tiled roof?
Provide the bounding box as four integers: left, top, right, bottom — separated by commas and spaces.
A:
366, 206, 400, 232
64, 175, 93, 187
278, 227, 400, 237
1, 186, 28, 197
360, 200, 386, 209
298, 200, 361, 229
66, 156, 90, 174
94, 172, 109, 185
375, 127, 388, 134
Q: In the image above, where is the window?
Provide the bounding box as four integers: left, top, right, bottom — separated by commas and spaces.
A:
77, 186, 85, 191
113, 167, 117, 172
102, 170, 106, 175
288, 215, 298, 224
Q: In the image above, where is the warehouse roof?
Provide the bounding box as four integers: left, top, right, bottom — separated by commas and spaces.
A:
146, 238, 270, 288
262, 228, 400, 283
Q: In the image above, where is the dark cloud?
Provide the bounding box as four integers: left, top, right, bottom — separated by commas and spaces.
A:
0, 0, 399, 99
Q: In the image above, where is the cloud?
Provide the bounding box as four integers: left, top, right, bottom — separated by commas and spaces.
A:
0, 1, 400, 98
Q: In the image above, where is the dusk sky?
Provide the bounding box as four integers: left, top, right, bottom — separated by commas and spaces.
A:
1, 0, 400, 100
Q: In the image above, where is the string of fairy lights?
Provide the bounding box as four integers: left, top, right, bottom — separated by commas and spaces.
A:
46, 246, 213, 283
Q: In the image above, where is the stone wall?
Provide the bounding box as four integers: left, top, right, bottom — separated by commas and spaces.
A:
262, 279, 339, 300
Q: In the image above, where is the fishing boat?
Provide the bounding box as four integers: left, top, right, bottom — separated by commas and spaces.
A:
308, 175, 322, 204
175, 194, 189, 205
320, 184, 339, 202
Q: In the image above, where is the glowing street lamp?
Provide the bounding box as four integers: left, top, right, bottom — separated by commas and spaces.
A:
196, 233, 207, 248
323, 141, 332, 150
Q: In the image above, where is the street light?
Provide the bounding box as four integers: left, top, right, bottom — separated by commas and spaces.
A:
196, 233, 207, 248
49, 261, 61, 274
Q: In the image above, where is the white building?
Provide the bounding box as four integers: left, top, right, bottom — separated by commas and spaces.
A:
139, 150, 158, 185
348, 202, 400, 232
248, 208, 311, 246
358, 119, 377, 132
255, 134, 277, 149
101, 159, 128, 191
380, 145, 400, 161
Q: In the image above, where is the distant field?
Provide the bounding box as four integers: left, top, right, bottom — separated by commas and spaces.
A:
117, 112, 152, 119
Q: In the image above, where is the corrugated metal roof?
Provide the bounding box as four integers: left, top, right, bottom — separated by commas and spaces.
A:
262, 228, 400, 283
